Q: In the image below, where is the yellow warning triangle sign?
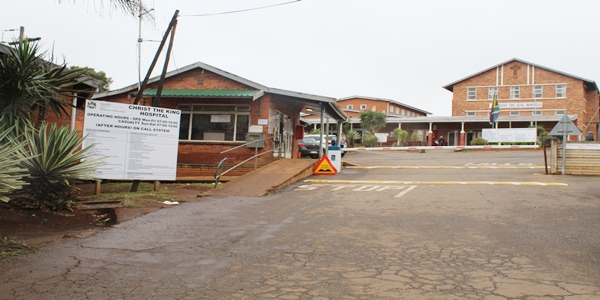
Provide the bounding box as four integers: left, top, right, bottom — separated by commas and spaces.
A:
313, 155, 338, 175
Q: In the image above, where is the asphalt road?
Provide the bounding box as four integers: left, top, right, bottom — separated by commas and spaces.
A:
2, 149, 600, 299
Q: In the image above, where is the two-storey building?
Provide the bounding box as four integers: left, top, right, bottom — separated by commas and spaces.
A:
399, 58, 599, 146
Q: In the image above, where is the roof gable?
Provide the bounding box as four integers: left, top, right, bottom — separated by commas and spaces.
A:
337, 95, 431, 115
93, 61, 348, 121
443, 58, 598, 92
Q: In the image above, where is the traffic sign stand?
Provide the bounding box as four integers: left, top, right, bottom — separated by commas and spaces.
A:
549, 114, 582, 175
313, 155, 338, 175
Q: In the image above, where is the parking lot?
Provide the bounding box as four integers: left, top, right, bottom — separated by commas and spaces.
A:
2, 149, 600, 299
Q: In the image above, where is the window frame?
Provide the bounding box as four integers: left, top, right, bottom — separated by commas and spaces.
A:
467, 88, 477, 100
533, 85, 543, 98
488, 87, 498, 99
510, 86, 520, 99
532, 110, 542, 116
177, 104, 251, 142
555, 110, 566, 115
360, 104, 367, 110
466, 112, 476, 116
347, 105, 353, 110
510, 111, 520, 116
556, 84, 566, 98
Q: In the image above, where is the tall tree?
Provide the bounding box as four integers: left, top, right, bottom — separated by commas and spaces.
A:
359, 110, 387, 135
71, 66, 113, 92
58, 0, 146, 17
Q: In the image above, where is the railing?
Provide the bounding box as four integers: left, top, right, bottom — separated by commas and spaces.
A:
213, 136, 279, 188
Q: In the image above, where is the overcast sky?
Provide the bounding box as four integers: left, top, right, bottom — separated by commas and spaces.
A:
3, 0, 600, 116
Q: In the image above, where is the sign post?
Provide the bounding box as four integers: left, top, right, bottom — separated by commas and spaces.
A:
82, 100, 181, 181
549, 114, 582, 175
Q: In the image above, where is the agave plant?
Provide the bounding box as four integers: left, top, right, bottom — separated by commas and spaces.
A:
346, 130, 361, 147
392, 128, 408, 146
15, 123, 102, 210
0, 40, 85, 137
0, 128, 29, 202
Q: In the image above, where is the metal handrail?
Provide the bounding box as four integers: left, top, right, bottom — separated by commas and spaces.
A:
214, 135, 282, 188
213, 157, 228, 188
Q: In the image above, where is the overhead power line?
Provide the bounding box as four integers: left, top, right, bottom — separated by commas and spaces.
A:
180, 0, 300, 17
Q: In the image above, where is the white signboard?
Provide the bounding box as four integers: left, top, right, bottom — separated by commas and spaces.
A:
82, 100, 181, 180
482, 128, 537, 143
375, 133, 388, 143
498, 102, 542, 109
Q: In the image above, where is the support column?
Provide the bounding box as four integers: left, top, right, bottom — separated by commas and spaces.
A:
70, 94, 77, 131
428, 122, 433, 146
459, 122, 465, 146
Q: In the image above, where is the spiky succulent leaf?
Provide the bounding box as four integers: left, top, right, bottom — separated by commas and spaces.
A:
17, 123, 103, 208
0, 128, 30, 202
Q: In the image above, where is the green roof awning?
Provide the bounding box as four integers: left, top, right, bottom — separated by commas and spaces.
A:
141, 89, 264, 100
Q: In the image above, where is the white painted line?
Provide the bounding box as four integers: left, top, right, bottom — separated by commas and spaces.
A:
395, 185, 417, 198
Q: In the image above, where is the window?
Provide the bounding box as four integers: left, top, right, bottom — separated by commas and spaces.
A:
395, 107, 399, 114
510, 111, 520, 116
510, 86, 520, 99
533, 85, 543, 98
532, 111, 542, 115
556, 84, 566, 98
488, 87, 498, 99
360, 104, 367, 110
467, 88, 476, 100
466, 112, 476, 116
177, 104, 250, 142
555, 110, 566, 115
347, 105, 353, 109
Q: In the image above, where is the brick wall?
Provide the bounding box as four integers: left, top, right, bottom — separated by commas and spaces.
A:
91, 68, 292, 176
450, 60, 600, 137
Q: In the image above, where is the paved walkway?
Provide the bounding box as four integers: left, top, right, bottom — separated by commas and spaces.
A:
202, 158, 316, 197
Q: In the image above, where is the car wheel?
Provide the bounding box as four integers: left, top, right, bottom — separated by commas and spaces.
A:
310, 155, 319, 159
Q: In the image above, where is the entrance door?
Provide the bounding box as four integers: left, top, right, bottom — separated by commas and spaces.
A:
466, 132, 475, 146
270, 110, 293, 158
448, 132, 456, 146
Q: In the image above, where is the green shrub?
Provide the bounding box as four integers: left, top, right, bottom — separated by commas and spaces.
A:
409, 132, 421, 143
470, 137, 488, 145
346, 130, 361, 147
363, 135, 379, 147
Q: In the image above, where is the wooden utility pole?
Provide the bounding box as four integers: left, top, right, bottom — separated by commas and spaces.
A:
130, 10, 179, 192
19, 26, 24, 46
133, 10, 179, 105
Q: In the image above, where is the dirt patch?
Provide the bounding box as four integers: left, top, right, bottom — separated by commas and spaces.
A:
0, 182, 212, 256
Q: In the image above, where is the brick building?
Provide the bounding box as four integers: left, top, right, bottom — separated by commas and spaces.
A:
303, 96, 431, 144
399, 58, 599, 146
93, 62, 347, 177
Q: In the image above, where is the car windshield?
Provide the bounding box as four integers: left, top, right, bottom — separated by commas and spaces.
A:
302, 137, 318, 143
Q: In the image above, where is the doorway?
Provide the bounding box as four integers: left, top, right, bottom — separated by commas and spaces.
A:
466, 132, 475, 146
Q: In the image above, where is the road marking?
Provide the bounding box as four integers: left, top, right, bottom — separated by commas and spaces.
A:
395, 185, 417, 198
347, 165, 544, 169
294, 184, 418, 198
305, 179, 568, 186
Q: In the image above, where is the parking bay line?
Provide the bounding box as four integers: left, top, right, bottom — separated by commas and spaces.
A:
295, 184, 418, 198
346, 166, 545, 169
305, 179, 568, 187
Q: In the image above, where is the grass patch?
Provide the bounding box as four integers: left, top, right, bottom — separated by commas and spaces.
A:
75, 182, 213, 205
0, 236, 37, 259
